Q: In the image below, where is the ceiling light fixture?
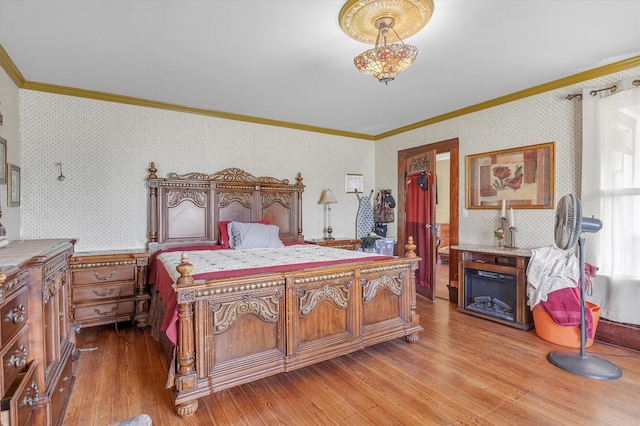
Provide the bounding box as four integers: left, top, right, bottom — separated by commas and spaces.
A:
339, 0, 435, 84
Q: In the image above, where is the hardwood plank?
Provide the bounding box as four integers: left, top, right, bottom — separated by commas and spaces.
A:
63, 296, 640, 425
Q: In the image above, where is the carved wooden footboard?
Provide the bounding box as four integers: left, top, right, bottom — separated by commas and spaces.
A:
169, 239, 422, 417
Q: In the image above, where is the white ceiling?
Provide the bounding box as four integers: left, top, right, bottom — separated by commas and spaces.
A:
1, 0, 639, 137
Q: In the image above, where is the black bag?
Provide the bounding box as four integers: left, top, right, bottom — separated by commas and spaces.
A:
374, 223, 388, 237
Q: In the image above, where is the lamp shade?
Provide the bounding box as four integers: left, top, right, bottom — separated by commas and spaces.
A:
319, 189, 338, 204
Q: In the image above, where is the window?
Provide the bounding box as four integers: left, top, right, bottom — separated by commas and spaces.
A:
582, 78, 640, 320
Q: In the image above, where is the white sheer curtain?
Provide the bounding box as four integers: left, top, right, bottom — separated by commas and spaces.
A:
582, 77, 640, 324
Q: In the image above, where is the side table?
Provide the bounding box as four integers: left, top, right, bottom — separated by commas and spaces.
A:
304, 238, 361, 251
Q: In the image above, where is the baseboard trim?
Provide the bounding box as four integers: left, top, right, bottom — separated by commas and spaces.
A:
595, 318, 640, 353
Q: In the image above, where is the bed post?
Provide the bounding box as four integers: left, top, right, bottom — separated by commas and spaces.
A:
404, 236, 420, 342
404, 236, 417, 258
296, 172, 304, 241
148, 162, 159, 252
173, 253, 199, 417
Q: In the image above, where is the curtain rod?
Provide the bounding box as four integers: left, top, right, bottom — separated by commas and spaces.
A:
566, 79, 640, 100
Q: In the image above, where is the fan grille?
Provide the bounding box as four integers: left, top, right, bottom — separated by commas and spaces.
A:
554, 194, 581, 250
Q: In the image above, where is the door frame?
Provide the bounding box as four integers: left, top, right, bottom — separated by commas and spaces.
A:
397, 138, 459, 300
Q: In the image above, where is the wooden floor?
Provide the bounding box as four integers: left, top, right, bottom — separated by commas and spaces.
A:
63, 296, 640, 426
435, 261, 451, 300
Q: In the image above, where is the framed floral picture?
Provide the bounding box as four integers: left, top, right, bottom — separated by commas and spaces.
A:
8, 164, 20, 207
466, 142, 554, 209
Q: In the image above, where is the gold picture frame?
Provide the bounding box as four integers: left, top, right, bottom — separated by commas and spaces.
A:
0, 137, 5, 185
466, 142, 554, 209
345, 173, 364, 193
8, 164, 20, 207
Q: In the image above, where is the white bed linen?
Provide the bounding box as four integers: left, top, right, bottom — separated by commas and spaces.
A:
157, 244, 388, 283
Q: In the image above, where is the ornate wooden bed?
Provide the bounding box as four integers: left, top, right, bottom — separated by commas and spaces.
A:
146, 163, 423, 417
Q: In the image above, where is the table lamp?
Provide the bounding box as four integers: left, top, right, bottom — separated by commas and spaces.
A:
318, 188, 338, 240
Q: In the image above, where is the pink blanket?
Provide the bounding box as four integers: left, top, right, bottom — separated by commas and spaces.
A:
539, 263, 598, 337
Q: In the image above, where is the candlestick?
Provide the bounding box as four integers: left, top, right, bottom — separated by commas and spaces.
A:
508, 226, 517, 249
510, 207, 515, 228
501, 198, 506, 217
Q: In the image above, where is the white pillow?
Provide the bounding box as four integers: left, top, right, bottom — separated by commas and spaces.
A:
228, 222, 284, 250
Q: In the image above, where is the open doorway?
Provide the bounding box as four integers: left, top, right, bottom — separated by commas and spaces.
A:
435, 152, 451, 300
397, 138, 459, 301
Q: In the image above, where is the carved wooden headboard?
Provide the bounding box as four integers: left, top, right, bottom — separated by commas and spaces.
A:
147, 162, 305, 253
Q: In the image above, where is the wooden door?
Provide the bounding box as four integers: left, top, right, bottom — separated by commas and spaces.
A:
403, 150, 437, 299
398, 139, 459, 301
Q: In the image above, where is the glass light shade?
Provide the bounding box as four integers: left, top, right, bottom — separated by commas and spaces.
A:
354, 43, 418, 84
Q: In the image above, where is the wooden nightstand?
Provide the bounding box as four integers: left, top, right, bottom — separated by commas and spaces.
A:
70, 250, 150, 329
305, 238, 361, 251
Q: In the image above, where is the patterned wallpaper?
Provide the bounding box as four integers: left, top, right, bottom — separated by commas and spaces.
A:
5, 64, 640, 253
0, 66, 20, 239
18, 93, 376, 252
375, 65, 640, 250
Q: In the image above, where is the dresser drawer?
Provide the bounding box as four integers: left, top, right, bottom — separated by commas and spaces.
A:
72, 264, 135, 285
74, 300, 135, 323
1, 326, 29, 397
1, 287, 28, 346
50, 351, 74, 425
72, 281, 135, 303
1, 360, 38, 426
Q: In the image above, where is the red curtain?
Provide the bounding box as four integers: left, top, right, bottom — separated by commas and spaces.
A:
406, 173, 432, 289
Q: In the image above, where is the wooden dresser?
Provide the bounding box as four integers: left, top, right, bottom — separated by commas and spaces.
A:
304, 238, 361, 251
0, 239, 76, 425
70, 250, 150, 329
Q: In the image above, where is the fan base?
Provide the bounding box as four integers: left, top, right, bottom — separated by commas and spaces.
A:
547, 351, 622, 380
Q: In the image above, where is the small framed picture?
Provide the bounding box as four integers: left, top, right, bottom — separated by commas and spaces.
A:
345, 173, 363, 193
0, 137, 6, 185
8, 164, 20, 207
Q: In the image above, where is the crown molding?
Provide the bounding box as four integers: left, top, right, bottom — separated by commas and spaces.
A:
1, 42, 637, 142
19, 80, 375, 141
0, 44, 25, 86
375, 55, 640, 140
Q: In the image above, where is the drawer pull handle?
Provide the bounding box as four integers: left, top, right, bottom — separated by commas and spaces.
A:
93, 287, 117, 297
21, 381, 39, 407
93, 271, 117, 281
8, 303, 26, 324
10, 344, 28, 368
95, 306, 117, 316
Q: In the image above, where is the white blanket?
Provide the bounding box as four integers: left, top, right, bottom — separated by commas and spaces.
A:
157, 244, 387, 284
526, 245, 579, 309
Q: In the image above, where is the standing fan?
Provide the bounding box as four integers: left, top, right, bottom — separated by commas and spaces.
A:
547, 194, 622, 379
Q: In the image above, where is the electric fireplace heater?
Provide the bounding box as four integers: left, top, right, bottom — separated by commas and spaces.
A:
463, 268, 517, 323
456, 248, 533, 330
